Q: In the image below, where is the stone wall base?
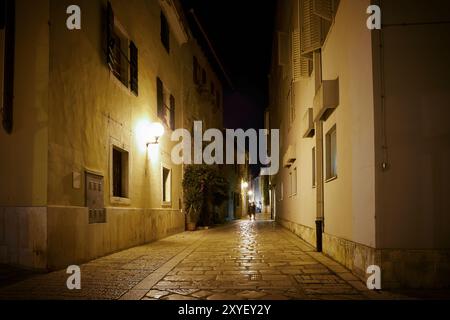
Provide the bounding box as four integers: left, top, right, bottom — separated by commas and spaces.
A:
279, 218, 450, 289
0, 206, 185, 270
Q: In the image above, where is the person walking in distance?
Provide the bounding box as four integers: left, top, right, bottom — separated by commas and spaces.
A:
248, 202, 256, 221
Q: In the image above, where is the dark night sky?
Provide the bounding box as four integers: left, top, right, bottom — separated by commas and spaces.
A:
181, 0, 276, 131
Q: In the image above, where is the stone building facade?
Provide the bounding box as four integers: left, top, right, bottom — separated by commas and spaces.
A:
268, 0, 450, 288
0, 0, 223, 270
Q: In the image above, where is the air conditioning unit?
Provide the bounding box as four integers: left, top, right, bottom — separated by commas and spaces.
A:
283, 145, 296, 168
302, 108, 315, 138
313, 78, 339, 121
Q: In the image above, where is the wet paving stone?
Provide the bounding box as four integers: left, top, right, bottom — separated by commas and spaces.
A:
0, 220, 407, 300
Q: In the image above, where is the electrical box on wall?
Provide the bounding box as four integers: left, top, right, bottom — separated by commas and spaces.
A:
85, 172, 106, 224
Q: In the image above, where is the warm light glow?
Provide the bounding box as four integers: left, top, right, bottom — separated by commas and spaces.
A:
136, 120, 165, 152
241, 181, 249, 189
248, 191, 254, 196
149, 122, 165, 143
136, 119, 152, 152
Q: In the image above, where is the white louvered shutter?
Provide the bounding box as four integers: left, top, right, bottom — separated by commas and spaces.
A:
301, 0, 322, 55
300, 57, 312, 78
292, 29, 301, 81
313, 0, 333, 21
293, 29, 312, 81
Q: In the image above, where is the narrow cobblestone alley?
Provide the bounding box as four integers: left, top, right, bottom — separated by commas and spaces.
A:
0, 221, 404, 300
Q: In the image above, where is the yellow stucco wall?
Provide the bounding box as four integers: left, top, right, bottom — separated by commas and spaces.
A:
1, 0, 223, 269
0, 0, 49, 207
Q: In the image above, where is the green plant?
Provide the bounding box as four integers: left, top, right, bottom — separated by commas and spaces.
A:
182, 165, 229, 227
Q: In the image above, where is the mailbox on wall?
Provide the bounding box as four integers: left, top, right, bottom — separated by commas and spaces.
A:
85, 172, 106, 224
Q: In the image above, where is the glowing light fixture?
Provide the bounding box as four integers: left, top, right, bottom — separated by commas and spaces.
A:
241, 181, 249, 189
248, 191, 254, 196
146, 122, 165, 146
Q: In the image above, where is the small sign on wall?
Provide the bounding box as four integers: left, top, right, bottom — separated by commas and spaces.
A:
73, 171, 81, 189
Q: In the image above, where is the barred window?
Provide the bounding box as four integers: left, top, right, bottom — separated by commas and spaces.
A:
157, 77, 175, 131
0, 0, 15, 134
107, 2, 138, 95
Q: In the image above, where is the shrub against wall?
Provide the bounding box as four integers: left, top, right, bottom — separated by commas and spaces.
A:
182, 165, 229, 227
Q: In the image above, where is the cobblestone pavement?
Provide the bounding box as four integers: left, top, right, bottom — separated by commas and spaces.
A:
0, 221, 406, 300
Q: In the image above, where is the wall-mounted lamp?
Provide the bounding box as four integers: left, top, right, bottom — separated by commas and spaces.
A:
146, 122, 165, 146
241, 181, 249, 190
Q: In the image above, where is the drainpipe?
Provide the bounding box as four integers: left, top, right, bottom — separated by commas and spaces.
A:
314, 48, 325, 252
315, 120, 324, 252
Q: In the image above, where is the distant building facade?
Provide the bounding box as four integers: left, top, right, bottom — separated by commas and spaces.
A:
268, 0, 450, 288
0, 0, 223, 270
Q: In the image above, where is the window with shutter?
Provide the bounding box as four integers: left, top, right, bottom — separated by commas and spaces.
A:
300, 0, 322, 55
162, 167, 172, 204
326, 125, 338, 180
130, 41, 138, 95
293, 30, 313, 81
170, 95, 175, 131
161, 12, 170, 53
112, 147, 129, 199
313, 0, 333, 21
157, 77, 164, 119
157, 77, 174, 130
1, 0, 14, 134
292, 29, 301, 81
106, 1, 115, 71
106, 2, 133, 90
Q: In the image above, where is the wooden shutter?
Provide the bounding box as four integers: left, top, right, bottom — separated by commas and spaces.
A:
313, 0, 333, 21
170, 95, 175, 130
300, 57, 313, 78
157, 77, 164, 119
1, 0, 15, 134
161, 12, 170, 53
292, 30, 301, 81
301, 0, 322, 55
130, 41, 138, 95
106, 1, 115, 70
293, 31, 313, 81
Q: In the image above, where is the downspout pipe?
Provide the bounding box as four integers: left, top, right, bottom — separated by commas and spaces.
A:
314, 49, 325, 253
315, 120, 324, 252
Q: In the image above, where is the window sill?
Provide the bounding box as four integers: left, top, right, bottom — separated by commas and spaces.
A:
162, 202, 172, 209
325, 176, 338, 183
110, 197, 131, 206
